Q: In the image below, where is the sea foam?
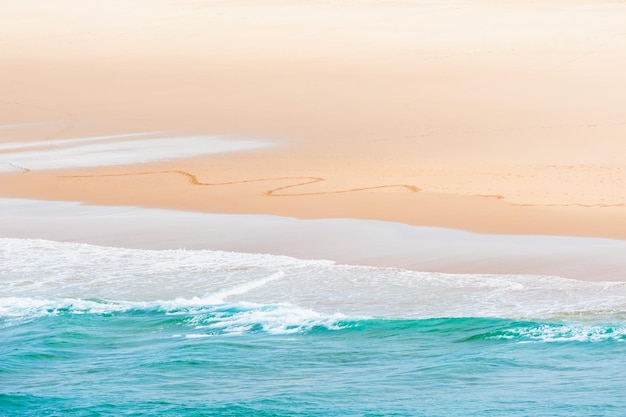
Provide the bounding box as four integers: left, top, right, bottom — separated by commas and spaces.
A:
1, 238, 626, 320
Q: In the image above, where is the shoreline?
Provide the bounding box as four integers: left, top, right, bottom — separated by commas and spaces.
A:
2, 197, 626, 282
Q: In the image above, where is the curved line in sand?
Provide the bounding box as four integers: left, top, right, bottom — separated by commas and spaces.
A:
54, 171, 625, 207
59, 170, 421, 197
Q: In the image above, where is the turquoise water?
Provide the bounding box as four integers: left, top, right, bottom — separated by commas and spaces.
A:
2, 239, 626, 416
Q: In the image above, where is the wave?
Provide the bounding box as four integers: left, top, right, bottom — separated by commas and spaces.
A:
1, 295, 625, 343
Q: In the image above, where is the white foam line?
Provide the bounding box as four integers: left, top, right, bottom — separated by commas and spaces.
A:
206, 271, 285, 304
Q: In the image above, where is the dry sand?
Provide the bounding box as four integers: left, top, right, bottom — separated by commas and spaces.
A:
2, 0, 626, 239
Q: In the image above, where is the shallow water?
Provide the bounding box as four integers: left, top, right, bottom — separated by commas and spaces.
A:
2, 238, 625, 416
0, 131, 272, 172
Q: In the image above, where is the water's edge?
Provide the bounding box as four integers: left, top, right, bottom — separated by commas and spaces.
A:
2, 198, 626, 281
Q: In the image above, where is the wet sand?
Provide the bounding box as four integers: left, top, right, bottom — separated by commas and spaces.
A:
2, 198, 626, 281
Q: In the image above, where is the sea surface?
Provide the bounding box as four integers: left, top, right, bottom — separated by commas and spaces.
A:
1, 238, 625, 416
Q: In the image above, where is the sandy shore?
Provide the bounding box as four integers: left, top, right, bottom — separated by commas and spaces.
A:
1, 1, 626, 247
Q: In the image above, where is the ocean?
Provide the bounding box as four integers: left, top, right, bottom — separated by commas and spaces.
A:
2, 238, 625, 416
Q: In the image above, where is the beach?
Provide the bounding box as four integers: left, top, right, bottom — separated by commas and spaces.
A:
2, 0, 626, 415
2, 0, 626, 243
2, 0, 626, 277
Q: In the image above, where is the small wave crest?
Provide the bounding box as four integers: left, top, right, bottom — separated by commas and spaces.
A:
481, 322, 626, 343
0, 296, 347, 335
182, 304, 346, 336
